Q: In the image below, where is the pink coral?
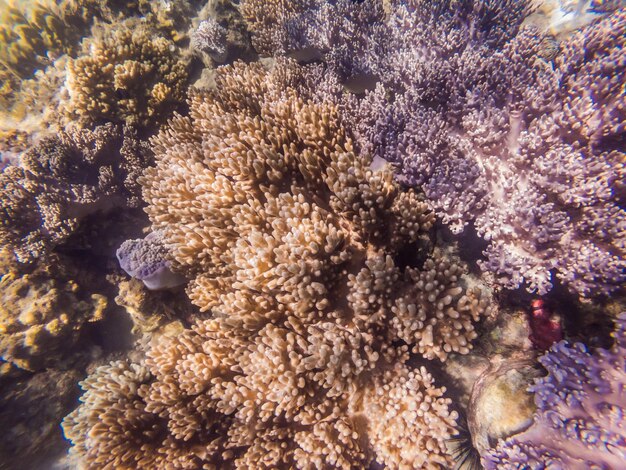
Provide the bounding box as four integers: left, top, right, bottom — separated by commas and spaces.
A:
528, 299, 563, 351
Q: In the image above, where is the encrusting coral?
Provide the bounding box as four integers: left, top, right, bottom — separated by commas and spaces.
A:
239, 0, 626, 298
0, 250, 107, 373
63, 61, 491, 469
113, 277, 196, 334
0, 123, 151, 262
64, 18, 189, 127
482, 312, 626, 468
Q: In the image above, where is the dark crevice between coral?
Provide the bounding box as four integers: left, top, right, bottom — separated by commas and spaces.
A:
440, 221, 488, 275
546, 279, 617, 350
393, 236, 433, 272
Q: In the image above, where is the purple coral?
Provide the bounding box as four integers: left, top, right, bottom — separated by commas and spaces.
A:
116, 232, 186, 290
190, 18, 228, 62
241, 1, 626, 297
482, 312, 626, 468
241, 0, 383, 76
367, 5, 625, 297
0, 124, 152, 262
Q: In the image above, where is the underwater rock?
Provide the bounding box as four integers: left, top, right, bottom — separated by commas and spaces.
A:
0, 367, 83, 470
468, 357, 542, 456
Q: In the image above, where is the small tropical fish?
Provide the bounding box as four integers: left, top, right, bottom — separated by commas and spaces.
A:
342, 72, 378, 94
286, 46, 323, 63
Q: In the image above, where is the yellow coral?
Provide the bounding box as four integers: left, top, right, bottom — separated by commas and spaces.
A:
0, 0, 92, 79
65, 18, 188, 126
114, 277, 196, 334
0, 252, 108, 373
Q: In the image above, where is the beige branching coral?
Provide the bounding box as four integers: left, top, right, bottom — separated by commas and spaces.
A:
65, 18, 188, 127
64, 61, 490, 468
62, 319, 457, 469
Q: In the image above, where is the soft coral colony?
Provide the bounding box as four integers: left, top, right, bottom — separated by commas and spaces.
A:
0, 0, 623, 469
241, 0, 625, 297
62, 60, 490, 469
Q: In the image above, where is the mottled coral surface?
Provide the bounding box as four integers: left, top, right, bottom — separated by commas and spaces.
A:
0, 251, 107, 373
0, 1, 622, 469
65, 18, 189, 127
0, 123, 151, 262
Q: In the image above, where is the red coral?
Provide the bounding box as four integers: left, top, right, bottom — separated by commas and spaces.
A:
528, 300, 563, 351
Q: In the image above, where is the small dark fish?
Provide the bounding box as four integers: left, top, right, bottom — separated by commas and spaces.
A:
342, 72, 378, 95
538, 35, 559, 61
286, 47, 323, 63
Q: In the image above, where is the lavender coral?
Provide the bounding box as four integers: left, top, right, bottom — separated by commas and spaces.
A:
116, 232, 186, 290
361, 2, 626, 297
482, 312, 626, 468
0, 123, 151, 262
63, 61, 491, 468
190, 17, 228, 62
241, 0, 383, 70
241, 0, 625, 297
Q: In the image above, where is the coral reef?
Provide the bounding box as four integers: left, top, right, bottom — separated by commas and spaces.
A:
0, 1, 619, 468
190, 17, 228, 62
241, 0, 384, 64
0, 56, 68, 155
142, 60, 489, 361
241, 0, 626, 297
483, 312, 626, 468
0, 123, 151, 262
62, 61, 491, 468
62, 331, 458, 468
64, 19, 189, 127
100, 0, 204, 44
0, 0, 210, 156
0, 0, 92, 80
114, 277, 195, 334
0, 251, 107, 373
